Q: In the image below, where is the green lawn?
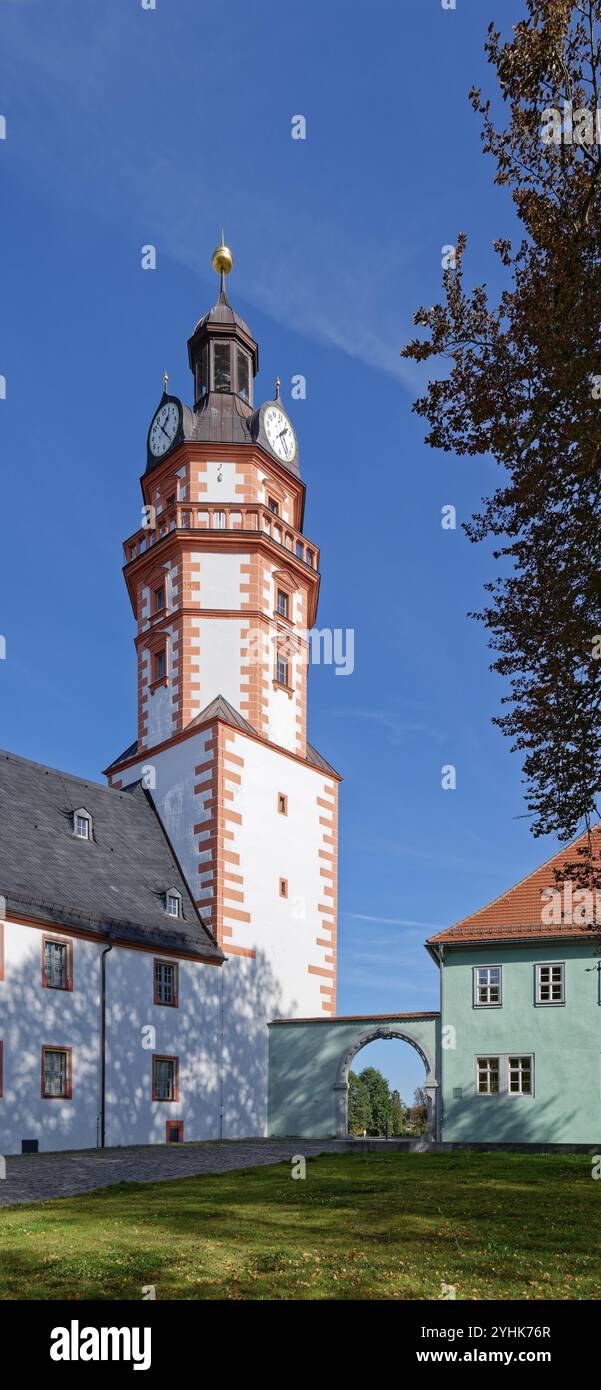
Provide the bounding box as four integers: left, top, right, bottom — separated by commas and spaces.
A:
0, 1151, 598, 1300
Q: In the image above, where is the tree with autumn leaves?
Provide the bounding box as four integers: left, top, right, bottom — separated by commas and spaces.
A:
402, 0, 601, 890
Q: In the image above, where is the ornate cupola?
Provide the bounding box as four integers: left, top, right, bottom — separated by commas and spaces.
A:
187, 233, 259, 414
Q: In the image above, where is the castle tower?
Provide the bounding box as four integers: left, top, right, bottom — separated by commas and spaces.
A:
105, 240, 339, 1136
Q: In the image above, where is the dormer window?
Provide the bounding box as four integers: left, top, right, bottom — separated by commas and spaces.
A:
165, 889, 182, 919
73, 808, 92, 841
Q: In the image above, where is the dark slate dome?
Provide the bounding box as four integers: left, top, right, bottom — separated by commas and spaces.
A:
192, 289, 253, 339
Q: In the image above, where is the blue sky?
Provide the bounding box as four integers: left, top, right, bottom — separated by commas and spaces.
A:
0, 0, 545, 1100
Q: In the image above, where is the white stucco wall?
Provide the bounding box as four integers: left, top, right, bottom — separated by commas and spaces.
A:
195, 616, 244, 711
114, 725, 337, 1136
0, 917, 223, 1155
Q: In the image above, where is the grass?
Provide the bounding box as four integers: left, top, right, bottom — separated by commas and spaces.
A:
0, 1151, 599, 1300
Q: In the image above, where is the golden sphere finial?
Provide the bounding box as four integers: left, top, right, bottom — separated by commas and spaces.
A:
212, 229, 233, 277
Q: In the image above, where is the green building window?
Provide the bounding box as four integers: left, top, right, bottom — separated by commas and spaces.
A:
476, 1057, 500, 1094
536, 963, 564, 1005
508, 1056, 533, 1095
473, 965, 501, 1007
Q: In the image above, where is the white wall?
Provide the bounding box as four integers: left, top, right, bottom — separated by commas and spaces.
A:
114, 726, 337, 1137
0, 917, 223, 1155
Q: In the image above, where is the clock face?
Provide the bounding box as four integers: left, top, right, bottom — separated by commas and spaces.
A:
263, 405, 296, 464
149, 401, 180, 458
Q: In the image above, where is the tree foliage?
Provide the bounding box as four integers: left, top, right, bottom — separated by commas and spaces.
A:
347, 1067, 415, 1136
402, 0, 601, 889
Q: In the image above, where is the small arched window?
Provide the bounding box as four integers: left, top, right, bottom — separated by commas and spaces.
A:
165, 888, 182, 919
73, 808, 92, 841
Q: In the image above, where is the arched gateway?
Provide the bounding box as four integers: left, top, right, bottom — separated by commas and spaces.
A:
267, 1012, 440, 1140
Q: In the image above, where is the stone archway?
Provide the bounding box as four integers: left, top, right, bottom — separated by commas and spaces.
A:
333, 1025, 438, 1140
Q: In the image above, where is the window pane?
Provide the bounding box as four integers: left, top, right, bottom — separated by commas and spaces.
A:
213, 343, 231, 392
198, 343, 209, 399
237, 348, 250, 401
277, 655, 288, 685
45, 1050, 67, 1096
45, 941, 67, 988
155, 1058, 176, 1100
155, 961, 176, 1004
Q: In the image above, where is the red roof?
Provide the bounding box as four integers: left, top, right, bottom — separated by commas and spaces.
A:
427, 826, 601, 946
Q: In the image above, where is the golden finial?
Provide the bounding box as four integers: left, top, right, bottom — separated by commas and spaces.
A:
212, 230, 233, 278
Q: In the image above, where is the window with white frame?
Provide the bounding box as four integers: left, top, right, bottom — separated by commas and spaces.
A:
536, 962, 564, 1004
473, 965, 502, 1006
508, 1055, 533, 1095
277, 588, 289, 619
73, 808, 91, 840
165, 889, 182, 919
476, 1053, 534, 1097
276, 651, 289, 686
476, 1056, 500, 1094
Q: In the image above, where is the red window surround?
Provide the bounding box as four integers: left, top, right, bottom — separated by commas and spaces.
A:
165, 1120, 184, 1143
41, 1046, 73, 1100
152, 1054, 180, 1102
153, 958, 179, 1008
42, 935, 74, 991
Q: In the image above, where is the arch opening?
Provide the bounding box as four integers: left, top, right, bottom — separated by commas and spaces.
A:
334, 1026, 438, 1140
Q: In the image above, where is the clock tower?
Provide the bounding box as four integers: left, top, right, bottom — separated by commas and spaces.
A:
106, 238, 339, 1136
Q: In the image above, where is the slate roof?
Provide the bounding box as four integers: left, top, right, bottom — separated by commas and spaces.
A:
427, 825, 601, 949
106, 696, 340, 780
187, 694, 256, 736
0, 749, 223, 962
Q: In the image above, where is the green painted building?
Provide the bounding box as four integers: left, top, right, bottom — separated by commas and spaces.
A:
268, 830, 601, 1146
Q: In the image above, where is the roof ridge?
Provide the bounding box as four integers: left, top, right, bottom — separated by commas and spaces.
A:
0, 748, 128, 798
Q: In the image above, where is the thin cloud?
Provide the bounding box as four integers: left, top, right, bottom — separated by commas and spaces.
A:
347, 913, 445, 930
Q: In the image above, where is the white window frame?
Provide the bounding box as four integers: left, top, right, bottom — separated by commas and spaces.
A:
476, 1056, 500, 1095
535, 962, 565, 1006
475, 1053, 534, 1098
507, 1055, 534, 1096
473, 964, 502, 1008
73, 808, 92, 840
165, 888, 182, 919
